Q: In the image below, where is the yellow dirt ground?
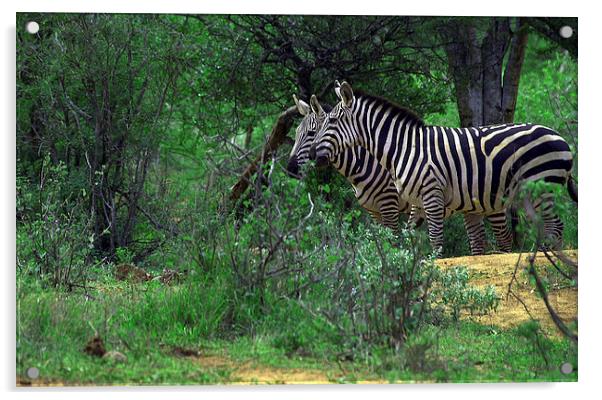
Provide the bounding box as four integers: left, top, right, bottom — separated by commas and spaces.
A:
194, 354, 395, 384
436, 250, 578, 334
194, 355, 336, 384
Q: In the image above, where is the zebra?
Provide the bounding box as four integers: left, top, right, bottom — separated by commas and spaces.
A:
288, 94, 523, 255
309, 81, 576, 253
287, 94, 412, 231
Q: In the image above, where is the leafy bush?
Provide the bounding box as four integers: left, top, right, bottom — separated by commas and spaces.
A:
434, 266, 499, 322
441, 214, 472, 257
403, 330, 446, 374
17, 156, 95, 288
284, 219, 501, 353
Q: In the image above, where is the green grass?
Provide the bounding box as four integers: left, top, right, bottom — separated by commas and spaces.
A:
16, 274, 577, 385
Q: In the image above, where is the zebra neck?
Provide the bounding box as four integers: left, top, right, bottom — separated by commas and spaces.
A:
332, 147, 369, 187
355, 102, 421, 182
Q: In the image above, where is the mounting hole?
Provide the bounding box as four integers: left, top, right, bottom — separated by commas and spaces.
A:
559, 26, 573, 39
25, 21, 39, 35
26, 367, 40, 379
560, 362, 573, 374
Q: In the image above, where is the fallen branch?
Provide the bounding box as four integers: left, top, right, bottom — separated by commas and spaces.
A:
542, 249, 574, 281
509, 194, 578, 343
225, 106, 298, 211
528, 253, 578, 343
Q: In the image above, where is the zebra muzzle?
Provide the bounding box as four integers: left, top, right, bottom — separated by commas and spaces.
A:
309, 146, 329, 167
308, 145, 317, 161
314, 153, 329, 168
286, 156, 301, 178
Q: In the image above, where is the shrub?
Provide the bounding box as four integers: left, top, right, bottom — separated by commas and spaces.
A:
17, 156, 95, 288
297, 220, 500, 353
434, 266, 499, 322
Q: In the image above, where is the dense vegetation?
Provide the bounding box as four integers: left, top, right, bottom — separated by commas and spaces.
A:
16, 14, 577, 384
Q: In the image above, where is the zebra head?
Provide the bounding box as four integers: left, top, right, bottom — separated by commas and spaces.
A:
286, 94, 329, 178
309, 81, 360, 168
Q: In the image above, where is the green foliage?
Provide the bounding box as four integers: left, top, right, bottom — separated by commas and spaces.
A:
16, 268, 576, 385
342, 224, 440, 346
16, 275, 235, 384
435, 266, 499, 322
115, 248, 134, 265
440, 214, 472, 257
17, 156, 94, 287
402, 330, 447, 375
514, 321, 556, 367
264, 299, 341, 357
515, 36, 577, 148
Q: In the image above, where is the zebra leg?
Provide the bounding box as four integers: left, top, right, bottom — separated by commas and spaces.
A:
542, 215, 564, 250
366, 210, 382, 225
379, 209, 400, 231
487, 211, 513, 252
535, 194, 564, 250
463, 214, 486, 256
408, 205, 425, 228
422, 188, 445, 254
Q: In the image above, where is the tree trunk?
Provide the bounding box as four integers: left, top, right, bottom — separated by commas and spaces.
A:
481, 18, 511, 125
502, 19, 529, 123
444, 17, 527, 127
244, 123, 254, 149
444, 23, 483, 127
297, 67, 313, 102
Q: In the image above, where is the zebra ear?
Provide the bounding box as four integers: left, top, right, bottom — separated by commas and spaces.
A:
340, 81, 354, 108
293, 94, 310, 116
309, 95, 324, 115
334, 80, 342, 100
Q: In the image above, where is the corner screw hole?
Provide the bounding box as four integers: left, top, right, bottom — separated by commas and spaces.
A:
560, 362, 573, 374
25, 21, 40, 35
26, 367, 40, 380
559, 26, 573, 39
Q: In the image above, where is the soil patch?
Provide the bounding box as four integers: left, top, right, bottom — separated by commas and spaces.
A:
436, 250, 577, 334
195, 353, 335, 384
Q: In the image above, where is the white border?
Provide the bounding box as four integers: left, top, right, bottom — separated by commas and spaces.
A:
6, 0, 583, 16
2, 1, 599, 399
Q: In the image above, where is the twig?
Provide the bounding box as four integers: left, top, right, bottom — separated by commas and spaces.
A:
509, 289, 537, 322
527, 254, 578, 343
542, 249, 573, 281
506, 251, 524, 301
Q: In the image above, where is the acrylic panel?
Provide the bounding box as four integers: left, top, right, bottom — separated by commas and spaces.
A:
16, 13, 578, 386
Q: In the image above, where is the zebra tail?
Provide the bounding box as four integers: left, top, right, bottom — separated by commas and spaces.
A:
510, 206, 519, 245
567, 175, 578, 203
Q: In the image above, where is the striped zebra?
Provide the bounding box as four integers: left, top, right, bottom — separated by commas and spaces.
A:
309, 81, 576, 253
287, 94, 412, 231
288, 94, 526, 255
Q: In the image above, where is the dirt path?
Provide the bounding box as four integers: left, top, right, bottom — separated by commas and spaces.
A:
192, 354, 397, 385
436, 250, 577, 334
193, 355, 335, 384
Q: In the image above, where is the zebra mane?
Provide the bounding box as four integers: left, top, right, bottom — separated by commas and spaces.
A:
353, 90, 425, 127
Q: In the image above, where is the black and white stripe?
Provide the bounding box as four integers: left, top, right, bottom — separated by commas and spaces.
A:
310, 82, 576, 253
289, 95, 527, 255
